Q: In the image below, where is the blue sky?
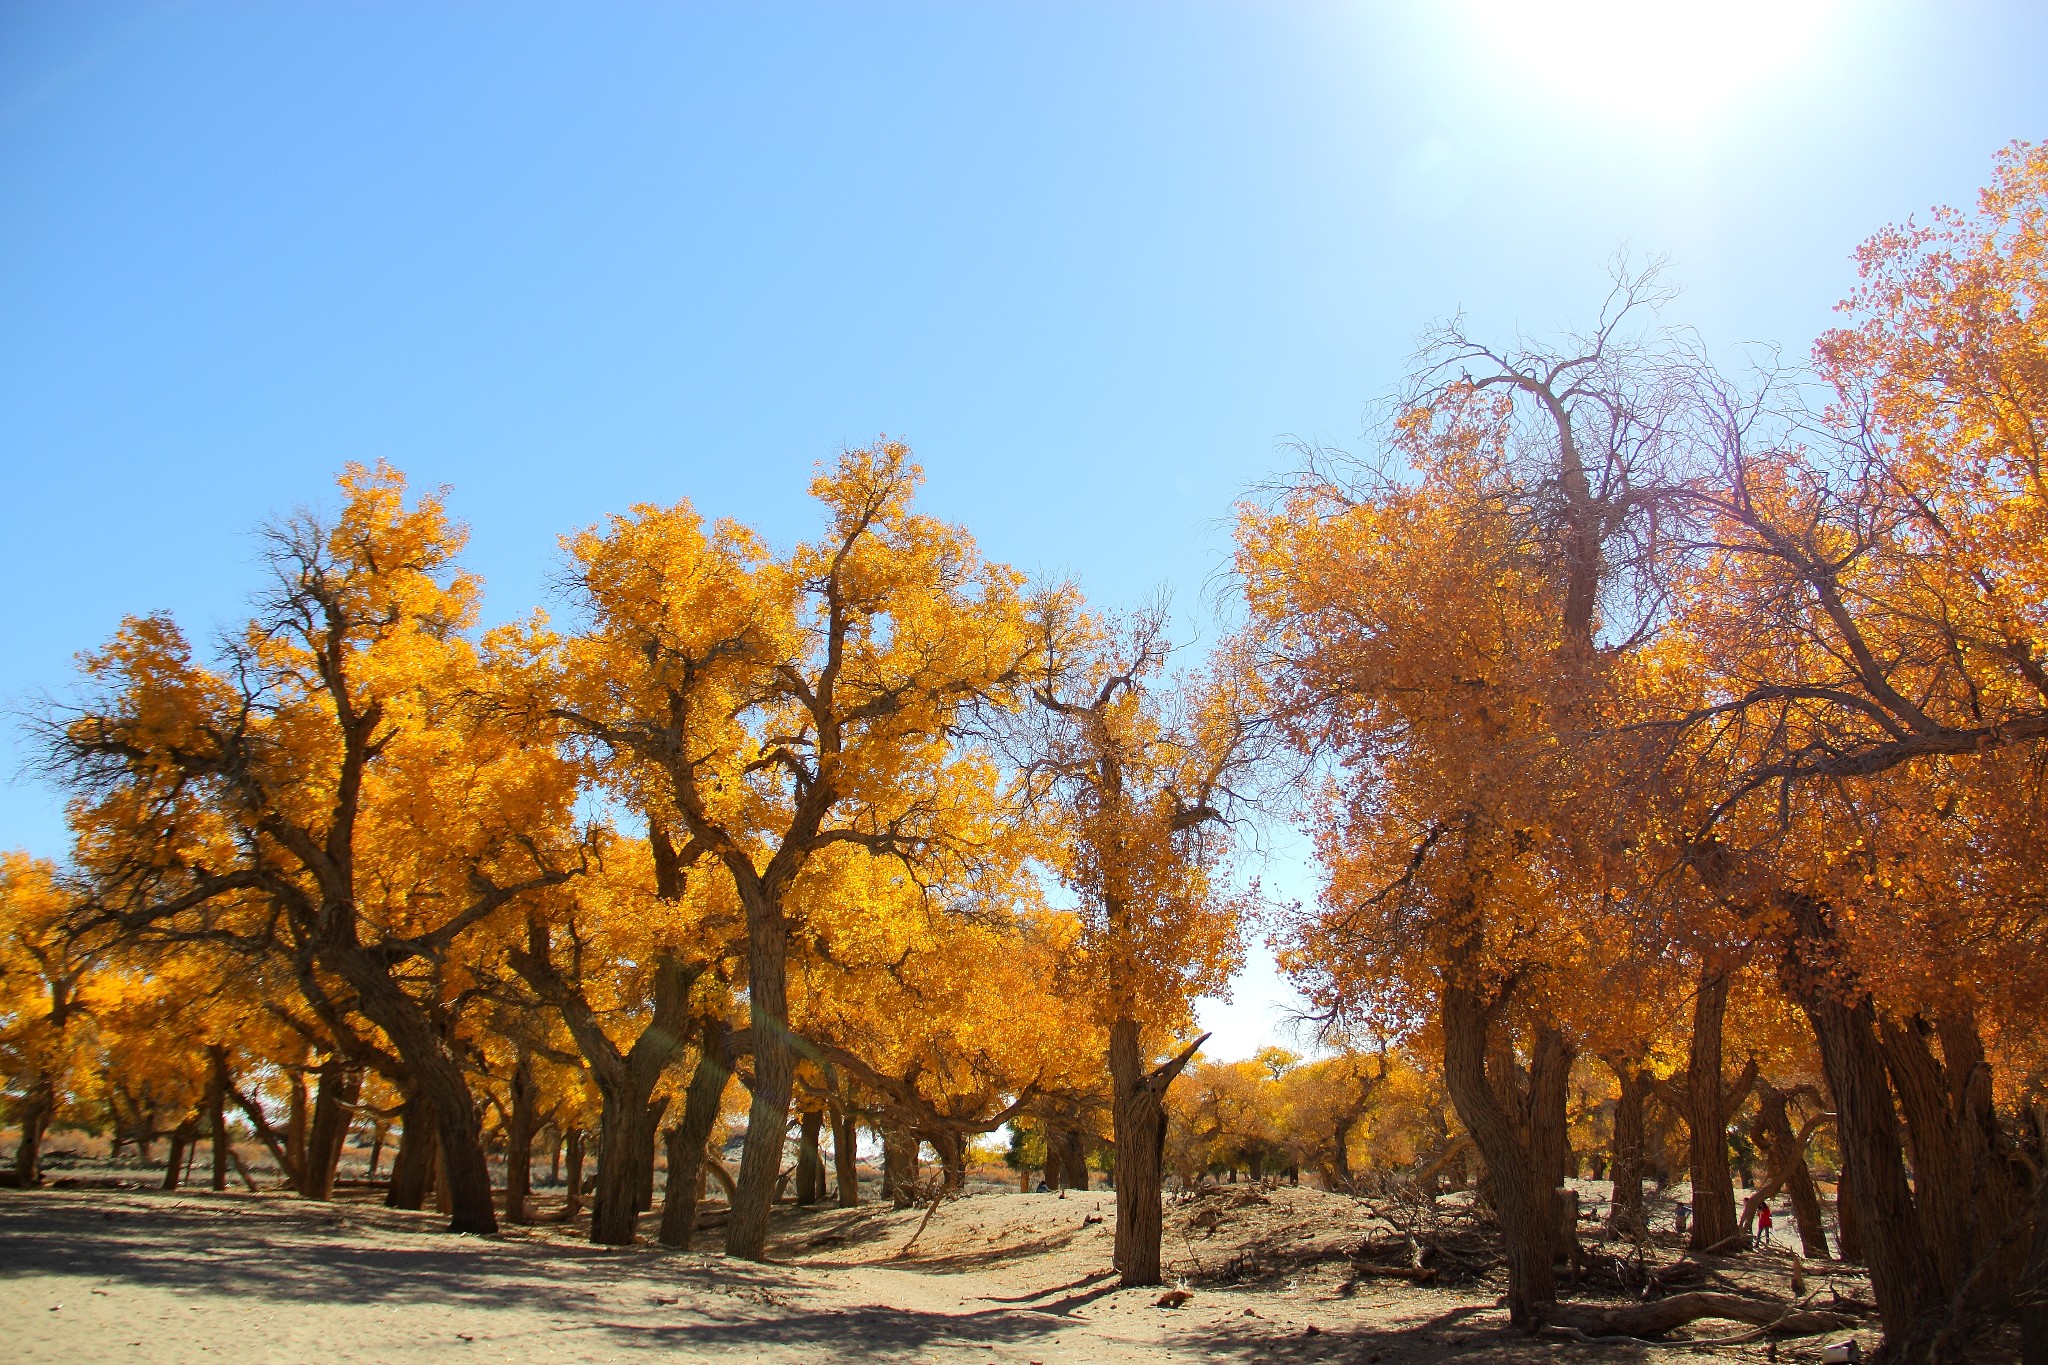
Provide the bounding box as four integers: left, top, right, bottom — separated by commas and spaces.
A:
4, 1, 2043, 1055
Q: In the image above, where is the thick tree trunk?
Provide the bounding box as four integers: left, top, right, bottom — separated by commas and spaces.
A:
882, 1126, 919, 1208
1107, 1018, 1203, 1287
2022, 1114, 2048, 1365
1836, 1161, 1864, 1262
1780, 896, 1938, 1342
795, 1110, 824, 1205
1440, 970, 1554, 1326
590, 1089, 665, 1245
339, 959, 498, 1234
658, 1022, 733, 1250
1881, 1010, 2029, 1312
386, 1103, 438, 1211
831, 1104, 860, 1207
1680, 970, 1751, 1252
1528, 1023, 1575, 1262
504, 1050, 537, 1224
1606, 1055, 1649, 1236
302, 1059, 361, 1201
726, 901, 792, 1261
1057, 1126, 1090, 1191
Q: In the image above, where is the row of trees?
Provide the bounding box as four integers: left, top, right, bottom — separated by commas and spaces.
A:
1242, 143, 2048, 1357
4, 142, 2045, 1359
1, 444, 1257, 1287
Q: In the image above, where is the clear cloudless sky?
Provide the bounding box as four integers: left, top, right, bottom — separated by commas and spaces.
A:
4, 1, 2044, 1057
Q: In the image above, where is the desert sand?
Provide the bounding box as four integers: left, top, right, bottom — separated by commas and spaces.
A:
1, 1182, 1879, 1364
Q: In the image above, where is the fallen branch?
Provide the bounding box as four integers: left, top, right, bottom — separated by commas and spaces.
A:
1548, 1291, 1858, 1341
896, 1183, 948, 1259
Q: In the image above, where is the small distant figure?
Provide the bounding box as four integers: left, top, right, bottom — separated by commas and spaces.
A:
1757, 1201, 1775, 1246
1674, 1201, 1691, 1236
1035, 1179, 1049, 1193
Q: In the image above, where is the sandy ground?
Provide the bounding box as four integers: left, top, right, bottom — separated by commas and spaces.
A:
0, 1182, 1884, 1365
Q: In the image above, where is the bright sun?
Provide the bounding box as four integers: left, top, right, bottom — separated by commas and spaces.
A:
1462, 0, 1838, 128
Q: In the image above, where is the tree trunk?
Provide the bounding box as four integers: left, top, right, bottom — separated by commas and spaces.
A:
882, 1125, 919, 1208
1107, 1018, 1203, 1287
1529, 1023, 1575, 1262
386, 1103, 439, 1211
564, 1128, 586, 1218
929, 1127, 966, 1193
1780, 896, 1938, 1342
1836, 1161, 1863, 1262
658, 1021, 733, 1250
504, 1050, 537, 1224
162, 1115, 198, 1191
208, 1047, 231, 1193
590, 1089, 665, 1245
286, 1063, 310, 1181
1063, 1127, 1091, 1191
329, 949, 498, 1234
1681, 969, 1751, 1251
1606, 1055, 1649, 1237
725, 897, 793, 1261
302, 1059, 361, 1201
11, 1080, 53, 1187
1748, 1080, 1829, 1259
831, 1103, 860, 1207
2022, 1112, 2048, 1365
795, 1110, 824, 1205
1881, 1010, 2029, 1311
1440, 969, 1555, 1326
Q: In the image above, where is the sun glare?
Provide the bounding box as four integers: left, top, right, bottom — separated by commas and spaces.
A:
1462, 0, 1838, 128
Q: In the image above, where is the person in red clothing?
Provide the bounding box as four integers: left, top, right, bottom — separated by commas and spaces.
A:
1757, 1200, 1776, 1246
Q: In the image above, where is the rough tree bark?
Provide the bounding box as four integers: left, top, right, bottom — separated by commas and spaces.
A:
208, 1046, 231, 1193
386, 1102, 439, 1211
1440, 956, 1555, 1326
658, 1019, 733, 1250
726, 894, 793, 1259
1779, 895, 1939, 1344
1527, 1023, 1576, 1262
1107, 1020, 1205, 1287
882, 1126, 919, 1209
161, 1114, 199, 1191
1604, 1054, 1650, 1237
11, 1079, 54, 1187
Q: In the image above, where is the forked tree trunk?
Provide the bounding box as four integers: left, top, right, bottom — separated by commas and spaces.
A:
1748, 1081, 1829, 1259
831, 1104, 860, 1207
1440, 964, 1554, 1326
162, 1115, 198, 1191
504, 1050, 537, 1223
341, 961, 498, 1234
795, 1110, 824, 1205
591, 1091, 668, 1245
1107, 1018, 1204, 1287
1605, 1055, 1650, 1236
929, 1128, 966, 1194
726, 899, 793, 1260
658, 1022, 734, 1250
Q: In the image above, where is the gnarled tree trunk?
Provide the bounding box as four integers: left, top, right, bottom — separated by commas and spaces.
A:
795, 1109, 825, 1205
1107, 1018, 1204, 1287
1746, 1080, 1828, 1259
1673, 968, 1756, 1252
726, 899, 792, 1260
503, 1050, 537, 1223
302, 1058, 361, 1201
831, 1103, 860, 1206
